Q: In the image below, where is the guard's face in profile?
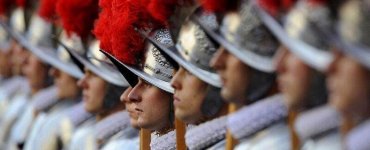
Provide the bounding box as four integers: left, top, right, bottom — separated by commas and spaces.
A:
327, 50, 370, 116
10, 40, 29, 76
275, 46, 312, 110
23, 54, 49, 93
210, 47, 250, 104
0, 50, 12, 77
171, 67, 208, 124
120, 87, 140, 128
78, 68, 107, 113
128, 78, 172, 131
49, 68, 80, 100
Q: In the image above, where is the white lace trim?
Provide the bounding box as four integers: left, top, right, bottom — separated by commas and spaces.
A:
2, 76, 30, 97
227, 94, 287, 140
185, 116, 227, 150
94, 111, 130, 141
347, 119, 370, 150
294, 105, 340, 141
30, 86, 58, 111
150, 130, 176, 150
65, 102, 93, 126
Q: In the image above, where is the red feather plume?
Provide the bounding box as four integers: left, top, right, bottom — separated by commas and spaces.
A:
147, 0, 196, 26
93, 0, 113, 54
38, 0, 58, 22
259, 0, 297, 16
147, 0, 177, 25
56, 0, 99, 39
15, 0, 26, 8
258, 0, 280, 16
309, 0, 327, 5
281, 0, 297, 10
109, 0, 152, 65
200, 0, 238, 13
0, 0, 15, 15
95, 0, 170, 65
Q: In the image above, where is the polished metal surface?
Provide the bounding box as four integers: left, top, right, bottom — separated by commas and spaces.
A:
337, 0, 370, 69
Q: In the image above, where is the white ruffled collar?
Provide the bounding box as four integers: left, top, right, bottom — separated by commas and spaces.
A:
347, 120, 370, 150
94, 111, 131, 141
227, 94, 288, 140
294, 105, 340, 141
150, 130, 176, 150
30, 86, 58, 112
185, 116, 227, 150
65, 102, 93, 126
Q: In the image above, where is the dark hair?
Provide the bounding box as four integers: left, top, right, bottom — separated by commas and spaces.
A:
303, 69, 328, 110
201, 85, 225, 117
44, 64, 54, 87
245, 68, 276, 104
102, 83, 127, 109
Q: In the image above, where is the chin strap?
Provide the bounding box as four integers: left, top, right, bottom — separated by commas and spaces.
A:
225, 104, 239, 150
175, 118, 187, 150
140, 129, 151, 150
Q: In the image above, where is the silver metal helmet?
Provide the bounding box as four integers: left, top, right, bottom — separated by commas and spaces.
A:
103, 29, 176, 94
197, 0, 279, 73
195, 2, 278, 102
60, 35, 129, 110
178, 11, 225, 117
256, 0, 335, 72
0, 22, 11, 52
6, 8, 27, 45
26, 14, 54, 48
146, 9, 221, 88
256, 0, 331, 106
336, 0, 370, 70
20, 14, 84, 79
143, 29, 175, 84
60, 36, 129, 87
145, 9, 225, 117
